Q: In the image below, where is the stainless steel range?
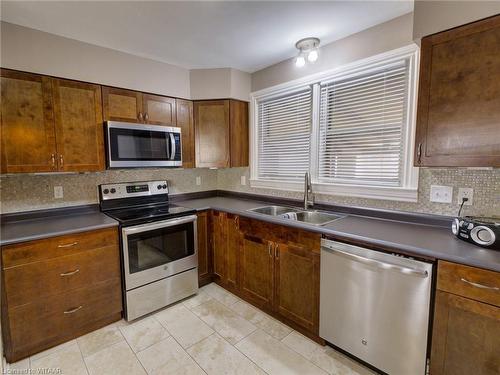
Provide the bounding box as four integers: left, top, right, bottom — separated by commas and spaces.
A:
99, 180, 198, 321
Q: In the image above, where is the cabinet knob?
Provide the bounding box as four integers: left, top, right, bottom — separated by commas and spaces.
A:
268, 242, 272, 257
50, 153, 56, 168
144, 113, 149, 122
138, 112, 144, 122
417, 142, 422, 164
275, 243, 279, 259
59, 154, 64, 168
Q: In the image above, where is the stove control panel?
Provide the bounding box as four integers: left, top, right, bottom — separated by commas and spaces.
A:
100, 180, 168, 200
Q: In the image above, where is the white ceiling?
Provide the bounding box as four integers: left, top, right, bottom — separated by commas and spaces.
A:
1, 1, 413, 73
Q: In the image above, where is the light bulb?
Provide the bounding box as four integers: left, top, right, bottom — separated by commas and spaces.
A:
295, 55, 306, 67
307, 49, 318, 62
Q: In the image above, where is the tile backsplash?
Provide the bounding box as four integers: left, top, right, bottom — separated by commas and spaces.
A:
217, 167, 500, 218
1, 166, 499, 218
0, 168, 217, 214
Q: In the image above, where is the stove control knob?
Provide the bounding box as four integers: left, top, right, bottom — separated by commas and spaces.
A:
157, 185, 162, 190
110, 188, 116, 194
162, 184, 167, 189
103, 189, 109, 194
467, 223, 474, 230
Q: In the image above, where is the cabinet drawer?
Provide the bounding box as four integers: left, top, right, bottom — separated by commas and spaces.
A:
7, 278, 122, 356
437, 261, 500, 307
4, 245, 120, 307
2, 227, 118, 268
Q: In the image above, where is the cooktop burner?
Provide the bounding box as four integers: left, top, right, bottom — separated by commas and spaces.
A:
106, 203, 196, 225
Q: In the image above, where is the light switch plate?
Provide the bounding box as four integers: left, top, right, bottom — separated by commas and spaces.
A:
241, 175, 246, 185
54, 186, 64, 199
430, 185, 452, 203
457, 188, 473, 205
195, 176, 201, 186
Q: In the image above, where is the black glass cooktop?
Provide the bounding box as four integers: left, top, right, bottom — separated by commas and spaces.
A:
104, 204, 196, 226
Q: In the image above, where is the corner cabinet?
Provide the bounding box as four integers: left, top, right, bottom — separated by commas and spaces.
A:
196, 211, 212, 287
430, 261, 500, 375
1, 70, 105, 173
194, 99, 248, 168
176, 99, 195, 168
415, 14, 500, 167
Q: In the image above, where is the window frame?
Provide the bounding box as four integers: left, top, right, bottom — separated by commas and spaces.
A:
250, 44, 419, 202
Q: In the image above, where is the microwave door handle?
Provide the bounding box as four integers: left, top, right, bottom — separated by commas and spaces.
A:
169, 133, 176, 160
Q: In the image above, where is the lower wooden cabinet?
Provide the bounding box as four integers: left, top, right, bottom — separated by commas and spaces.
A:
211, 212, 321, 338
430, 261, 500, 375
1, 227, 123, 362
196, 211, 212, 286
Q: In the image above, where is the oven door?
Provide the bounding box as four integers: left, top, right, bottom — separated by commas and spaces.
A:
106, 121, 182, 168
121, 215, 197, 290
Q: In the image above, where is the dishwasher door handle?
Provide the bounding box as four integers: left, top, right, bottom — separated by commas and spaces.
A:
323, 246, 429, 278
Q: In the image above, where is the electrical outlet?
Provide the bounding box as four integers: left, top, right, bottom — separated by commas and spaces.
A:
457, 188, 473, 205
241, 175, 246, 186
430, 185, 452, 203
54, 186, 64, 199
196, 176, 201, 186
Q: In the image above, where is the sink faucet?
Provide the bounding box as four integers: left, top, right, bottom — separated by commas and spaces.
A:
303, 172, 314, 210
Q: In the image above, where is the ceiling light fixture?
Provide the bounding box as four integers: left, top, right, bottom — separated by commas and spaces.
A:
295, 37, 320, 67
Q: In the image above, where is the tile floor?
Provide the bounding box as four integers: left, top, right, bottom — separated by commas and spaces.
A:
4, 283, 376, 375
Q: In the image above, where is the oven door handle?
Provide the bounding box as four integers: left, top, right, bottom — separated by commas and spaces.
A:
122, 215, 197, 236
169, 133, 176, 160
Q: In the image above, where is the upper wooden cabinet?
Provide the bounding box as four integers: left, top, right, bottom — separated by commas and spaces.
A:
102, 86, 176, 126
1, 70, 104, 173
176, 99, 195, 168
1, 70, 57, 173
52, 79, 104, 172
415, 15, 500, 167
194, 99, 249, 168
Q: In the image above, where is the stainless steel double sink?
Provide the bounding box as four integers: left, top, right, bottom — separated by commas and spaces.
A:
248, 205, 344, 226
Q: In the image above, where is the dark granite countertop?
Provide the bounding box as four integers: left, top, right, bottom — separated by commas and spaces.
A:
0, 205, 118, 246
178, 196, 500, 273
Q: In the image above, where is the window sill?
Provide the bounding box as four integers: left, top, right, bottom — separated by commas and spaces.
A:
250, 179, 418, 202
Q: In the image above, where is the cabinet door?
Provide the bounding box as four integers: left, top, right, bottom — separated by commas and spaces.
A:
197, 211, 211, 286
240, 235, 274, 309
52, 79, 105, 172
176, 99, 195, 168
194, 100, 230, 168
143, 94, 176, 126
230, 100, 249, 167
225, 213, 240, 291
430, 290, 500, 375
102, 86, 143, 123
274, 243, 320, 333
212, 211, 227, 283
415, 15, 500, 167
0, 70, 57, 173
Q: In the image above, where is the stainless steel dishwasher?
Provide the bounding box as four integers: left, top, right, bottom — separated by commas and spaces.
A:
320, 238, 433, 375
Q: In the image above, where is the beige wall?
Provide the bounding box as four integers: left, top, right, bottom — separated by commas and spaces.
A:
190, 68, 251, 101
1, 22, 191, 98
251, 13, 414, 92
413, 0, 500, 40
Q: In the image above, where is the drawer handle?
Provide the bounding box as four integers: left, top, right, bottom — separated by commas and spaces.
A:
461, 278, 499, 291
64, 305, 83, 314
60, 269, 80, 277
58, 242, 78, 248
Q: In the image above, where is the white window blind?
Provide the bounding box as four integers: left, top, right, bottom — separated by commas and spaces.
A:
257, 88, 312, 182
318, 60, 409, 186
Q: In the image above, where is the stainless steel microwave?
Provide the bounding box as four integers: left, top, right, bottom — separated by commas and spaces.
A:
105, 121, 182, 168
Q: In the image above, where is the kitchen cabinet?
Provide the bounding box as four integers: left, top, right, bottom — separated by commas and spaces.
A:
176, 99, 195, 168
194, 99, 249, 168
415, 14, 500, 167
1, 227, 122, 362
197, 211, 212, 286
430, 261, 500, 375
210, 211, 240, 292
238, 216, 321, 335
0, 69, 104, 173
52, 79, 105, 172
102, 86, 176, 126
0, 70, 56, 173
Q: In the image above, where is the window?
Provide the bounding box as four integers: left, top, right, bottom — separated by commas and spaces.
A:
318, 61, 408, 186
250, 45, 419, 201
257, 88, 312, 182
